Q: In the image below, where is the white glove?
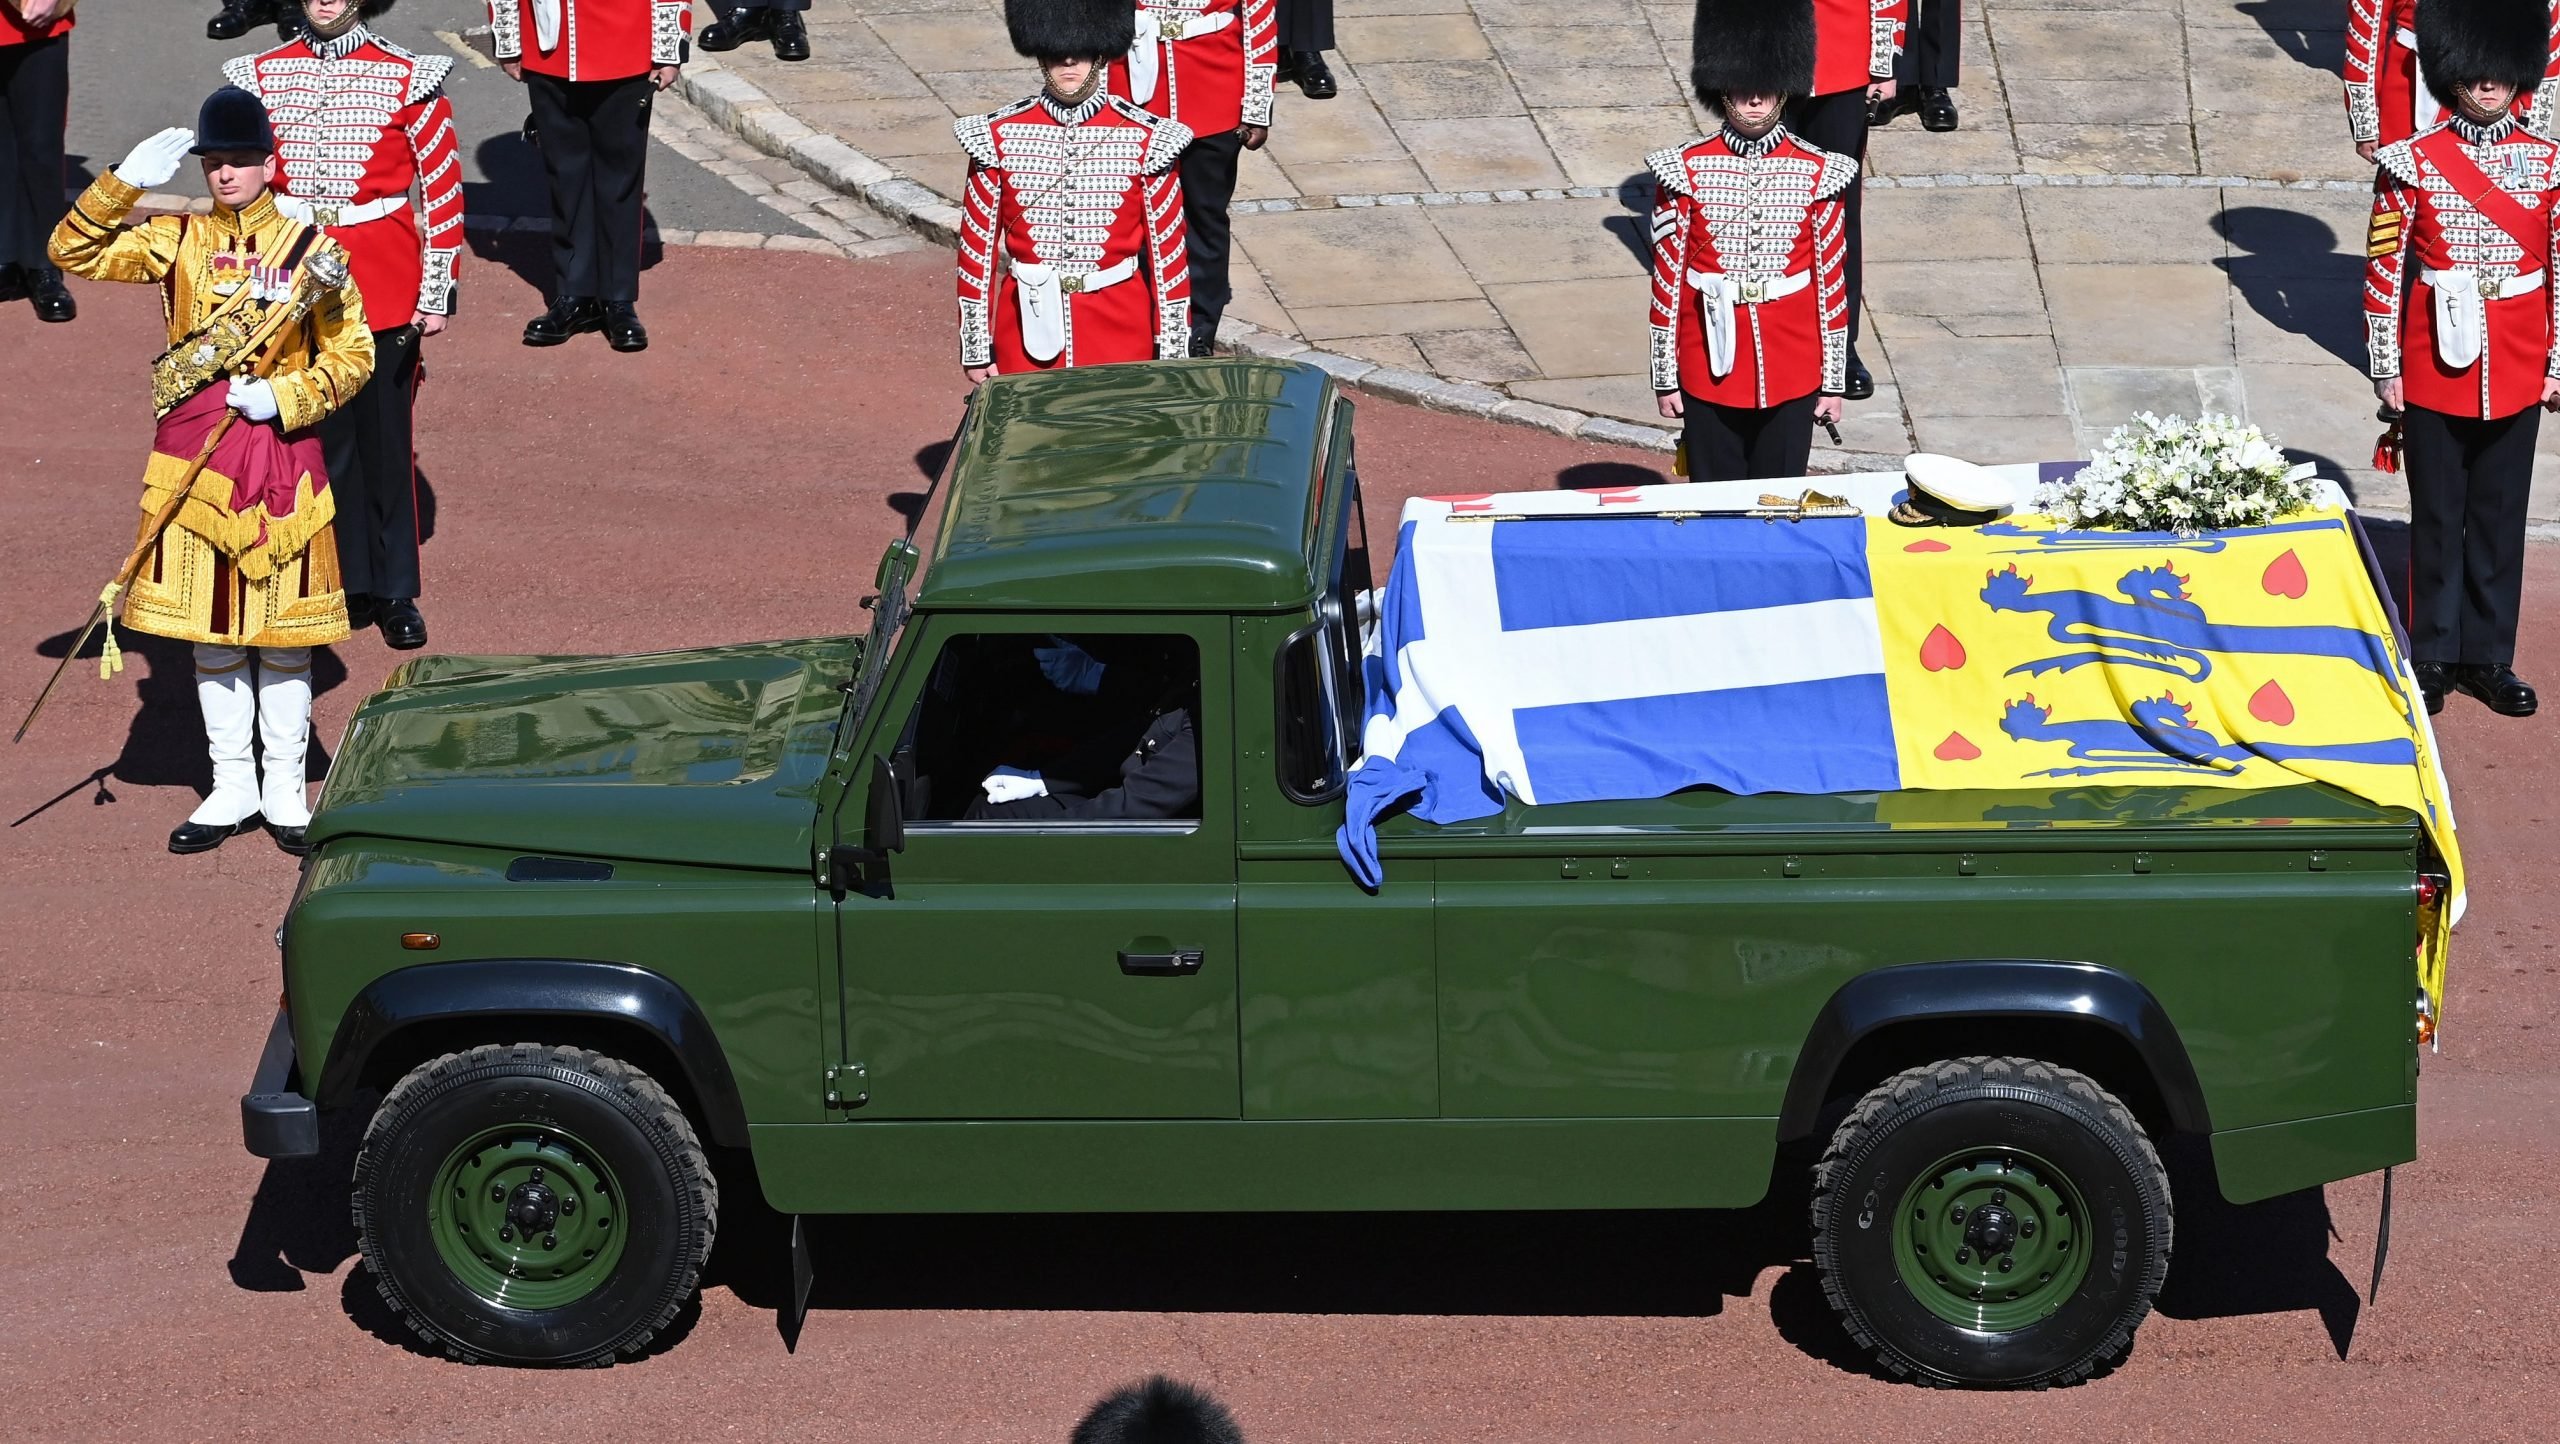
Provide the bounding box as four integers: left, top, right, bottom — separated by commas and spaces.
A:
979, 766, 1050, 804
116, 128, 196, 191
227, 377, 280, 423
1034, 638, 1106, 696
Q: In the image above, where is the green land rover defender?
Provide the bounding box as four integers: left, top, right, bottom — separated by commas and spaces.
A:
243, 360, 2442, 1386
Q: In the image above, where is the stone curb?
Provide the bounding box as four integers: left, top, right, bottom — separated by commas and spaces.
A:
677, 61, 964, 247
665, 56, 1810, 460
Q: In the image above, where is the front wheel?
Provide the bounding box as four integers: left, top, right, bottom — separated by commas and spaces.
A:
1810, 1055, 2172, 1388
353, 1043, 718, 1365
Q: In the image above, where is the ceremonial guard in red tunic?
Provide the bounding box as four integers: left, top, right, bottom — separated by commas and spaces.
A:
956, 0, 1193, 381
2367, 0, 2555, 716
226, 0, 461, 651
2348, 0, 2560, 157
1732, 0, 1900, 402
1650, 2, 1854, 482
491, 0, 689, 351
1110, 0, 1275, 354
50, 89, 374, 854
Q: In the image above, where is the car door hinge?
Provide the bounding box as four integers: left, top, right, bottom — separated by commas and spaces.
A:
824, 1063, 869, 1110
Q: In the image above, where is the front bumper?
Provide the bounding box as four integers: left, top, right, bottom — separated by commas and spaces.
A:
240, 1008, 320, 1159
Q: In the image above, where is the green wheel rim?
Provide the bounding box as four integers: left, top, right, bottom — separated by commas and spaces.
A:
428, 1124, 629, 1310
1891, 1146, 2093, 1333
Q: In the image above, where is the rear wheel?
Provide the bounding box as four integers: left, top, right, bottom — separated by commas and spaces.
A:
1810, 1055, 2171, 1387
353, 1043, 717, 1365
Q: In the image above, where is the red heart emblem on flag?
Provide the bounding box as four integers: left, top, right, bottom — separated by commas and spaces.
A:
2261, 549, 2308, 599
1934, 731, 1982, 761
1920, 624, 1967, 672
2249, 679, 2296, 726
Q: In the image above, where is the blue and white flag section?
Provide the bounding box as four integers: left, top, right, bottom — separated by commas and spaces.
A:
1336, 491, 1904, 888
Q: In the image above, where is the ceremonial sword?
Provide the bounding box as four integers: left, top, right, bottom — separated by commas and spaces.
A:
1441, 488, 1861, 525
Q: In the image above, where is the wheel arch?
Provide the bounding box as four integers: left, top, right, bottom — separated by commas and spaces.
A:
1777, 960, 2211, 1142
315, 959, 750, 1149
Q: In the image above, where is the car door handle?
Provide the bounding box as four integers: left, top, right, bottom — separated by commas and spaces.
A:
1118, 949, 1204, 976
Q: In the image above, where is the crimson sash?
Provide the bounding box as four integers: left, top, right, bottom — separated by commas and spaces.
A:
2413, 128, 2554, 271
150, 385, 329, 526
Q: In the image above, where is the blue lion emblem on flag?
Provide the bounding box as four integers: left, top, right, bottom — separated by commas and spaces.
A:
1981, 562, 2401, 686
2001, 692, 2417, 778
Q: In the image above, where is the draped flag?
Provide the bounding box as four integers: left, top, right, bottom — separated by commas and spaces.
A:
1338, 471, 2462, 1011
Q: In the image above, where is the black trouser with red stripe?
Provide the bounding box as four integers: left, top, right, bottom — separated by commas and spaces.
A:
1682, 392, 1817, 483
1180, 129, 1245, 341
0, 34, 70, 272
2400, 402, 2536, 666
527, 72, 653, 304
323, 324, 424, 603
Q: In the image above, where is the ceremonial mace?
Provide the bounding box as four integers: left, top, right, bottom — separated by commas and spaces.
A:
14, 249, 351, 744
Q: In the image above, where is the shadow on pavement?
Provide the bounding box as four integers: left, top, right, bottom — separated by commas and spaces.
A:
18, 627, 346, 828
1601, 172, 1654, 273
1560, 461, 1674, 491
2213, 207, 2366, 370
2236, 1, 2348, 76
2151, 1137, 2363, 1359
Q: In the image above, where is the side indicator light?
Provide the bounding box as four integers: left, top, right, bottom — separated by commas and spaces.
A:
401, 932, 441, 951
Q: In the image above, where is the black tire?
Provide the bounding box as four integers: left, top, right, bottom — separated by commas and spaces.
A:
1810, 1055, 2172, 1388
353, 1043, 718, 1365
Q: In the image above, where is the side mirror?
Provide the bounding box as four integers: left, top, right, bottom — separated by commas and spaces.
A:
829, 754, 905, 893
865, 753, 905, 856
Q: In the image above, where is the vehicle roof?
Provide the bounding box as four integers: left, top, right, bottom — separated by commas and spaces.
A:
917, 358, 1344, 614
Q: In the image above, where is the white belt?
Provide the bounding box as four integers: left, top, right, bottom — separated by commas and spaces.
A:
274, 194, 405, 229
1686, 270, 1811, 380
2423, 267, 2546, 371
2394, 26, 2446, 135
1010, 256, 1141, 363
1127, 8, 1237, 105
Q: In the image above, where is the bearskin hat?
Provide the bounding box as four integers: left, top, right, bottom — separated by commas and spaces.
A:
1690, 0, 1817, 109
1068, 1377, 1247, 1444
2418, 0, 2548, 111
1005, 0, 1135, 62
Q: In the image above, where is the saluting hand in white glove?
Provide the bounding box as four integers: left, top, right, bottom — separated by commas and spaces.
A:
116, 128, 197, 191
227, 377, 280, 423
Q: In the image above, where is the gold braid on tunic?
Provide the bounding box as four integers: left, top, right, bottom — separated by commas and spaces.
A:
49, 172, 375, 649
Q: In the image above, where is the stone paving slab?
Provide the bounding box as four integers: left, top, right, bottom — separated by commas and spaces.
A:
684, 0, 2560, 520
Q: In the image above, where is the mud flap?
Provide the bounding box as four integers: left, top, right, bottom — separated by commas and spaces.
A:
782, 1214, 814, 1352
2367, 1165, 2394, 1305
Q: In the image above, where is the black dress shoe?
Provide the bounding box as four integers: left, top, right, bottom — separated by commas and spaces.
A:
377, 598, 428, 651
28, 266, 75, 323
1919, 87, 1960, 132
169, 816, 259, 854
1291, 51, 1338, 100
697, 5, 776, 52
2415, 660, 2451, 716
523, 297, 602, 347
772, 10, 811, 61
2453, 663, 2538, 717
602, 302, 649, 352
205, 0, 270, 40
0, 263, 23, 303
1188, 329, 1218, 358
268, 821, 313, 857
1844, 350, 1875, 402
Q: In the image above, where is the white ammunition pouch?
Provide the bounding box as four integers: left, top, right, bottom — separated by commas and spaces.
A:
2423, 266, 2545, 372
533, 0, 561, 51
1687, 270, 1811, 380
1127, 8, 1237, 106
1010, 256, 1141, 363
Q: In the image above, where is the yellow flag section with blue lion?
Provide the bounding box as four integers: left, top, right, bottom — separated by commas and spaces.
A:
1869, 506, 2459, 1013
1342, 473, 2460, 1014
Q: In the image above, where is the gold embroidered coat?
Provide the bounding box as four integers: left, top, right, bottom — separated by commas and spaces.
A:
50, 172, 374, 648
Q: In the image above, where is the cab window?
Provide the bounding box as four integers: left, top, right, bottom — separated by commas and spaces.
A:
897, 632, 1202, 824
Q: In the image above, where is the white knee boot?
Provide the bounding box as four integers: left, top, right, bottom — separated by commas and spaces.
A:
256, 647, 315, 830
188, 644, 261, 828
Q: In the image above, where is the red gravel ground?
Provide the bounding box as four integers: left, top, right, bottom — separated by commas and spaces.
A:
2, 242, 2555, 1443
